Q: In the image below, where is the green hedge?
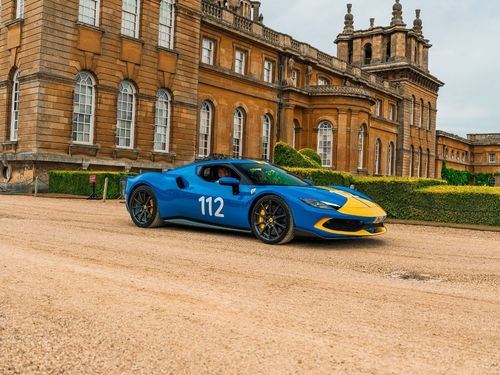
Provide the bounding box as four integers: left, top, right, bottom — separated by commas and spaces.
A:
411, 186, 500, 226
299, 148, 322, 166
352, 177, 446, 219
48, 171, 132, 198
284, 167, 355, 187
441, 162, 496, 186
273, 142, 320, 168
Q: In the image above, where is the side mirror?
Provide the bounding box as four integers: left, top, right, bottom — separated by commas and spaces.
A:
304, 178, 314, 185
219, 177, 240, 195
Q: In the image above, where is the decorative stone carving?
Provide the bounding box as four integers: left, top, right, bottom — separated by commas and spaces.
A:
343, 4, 354, 34
413, 9, 423, 34
370, 18, 375, 28
305, 65, 313, 85
286, 57, 296, 86
391, 0, 404, 26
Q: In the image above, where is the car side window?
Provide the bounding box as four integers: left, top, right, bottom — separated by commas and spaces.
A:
199, 165, 240, 183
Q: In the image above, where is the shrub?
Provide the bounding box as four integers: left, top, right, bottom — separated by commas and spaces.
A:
441, 162, 495, 186
353, 177, 446, 219
411, 186, 500, 226
48, 171, 133, 198
273, 142, 320, 168
284, 167, 355, 187
299, 148, 322, 166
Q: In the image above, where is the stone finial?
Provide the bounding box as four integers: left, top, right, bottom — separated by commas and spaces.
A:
343, 4, 354, 34
391, 0, 404, 26
413, 9, 423, 34
370, 18, 375, 28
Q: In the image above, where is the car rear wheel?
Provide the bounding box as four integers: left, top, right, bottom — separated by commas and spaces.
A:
129, 186, 162, 228
251, 195, 294, 245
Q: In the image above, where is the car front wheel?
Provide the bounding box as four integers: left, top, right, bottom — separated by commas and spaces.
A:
129, 186, 163, 228
251, 195, 294, 245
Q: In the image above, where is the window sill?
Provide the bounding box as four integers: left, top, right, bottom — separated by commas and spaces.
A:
120, 34, 145, 46
113, 147, 140, 160
1, 141, 18, 153
156, 45, 178, 56
76, 22, 105, 35
151, 151, 176, 163
69, 143, 100, 157
4, 18, 24, 28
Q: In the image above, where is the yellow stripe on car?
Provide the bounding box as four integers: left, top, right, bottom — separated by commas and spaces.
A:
314, 218, 387, 237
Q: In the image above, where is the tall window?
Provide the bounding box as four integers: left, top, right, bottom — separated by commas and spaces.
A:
409, 146, 414, 177
489, 153, 496, 164
78, 0, 100, 26
292, 119, 300, 149
198, 101, 212, 158
159, 0, 175, 49
387, 142, 395, 176
410, 96, 415, 126
364, 43, 372, 65
263, 60, 274, 83
16, 0, 24, 18
72, 72, 96, 144
201, 38, 215, 65
389, 104, 396, 121
427, 102, 432, 130
375, 99, 382, 117
317, 77, 329, 86
234, 49, 246, 75
232, 108, 245, 158
116, 81, 136, 148
10, 70, 20, 142
154, 90, 171, 152
358, 125, 367, 169
385, 40, 391, 62
261, 115, 272, 160
425, 149, 430, 178
121, 0, 140, 38
417, 147, 422, 177
374, 139, 381, 175
419, 99, 424, 128
317, 121, 333, 167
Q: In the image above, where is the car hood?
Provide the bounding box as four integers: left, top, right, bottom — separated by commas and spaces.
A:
275, 185, 386, 218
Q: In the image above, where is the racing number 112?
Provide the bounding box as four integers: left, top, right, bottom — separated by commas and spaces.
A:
198, 196, 225, 218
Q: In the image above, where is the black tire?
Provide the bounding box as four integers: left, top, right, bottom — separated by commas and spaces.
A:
129, 186, 163, 228
250, 195, 295, 245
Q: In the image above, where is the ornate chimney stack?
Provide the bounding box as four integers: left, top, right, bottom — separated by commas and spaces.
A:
343, 4, 354, 34
391, 0, 404, 26
413, 9, 423, 34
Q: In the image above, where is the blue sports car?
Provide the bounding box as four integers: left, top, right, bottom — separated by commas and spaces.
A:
125, 159, 387, 245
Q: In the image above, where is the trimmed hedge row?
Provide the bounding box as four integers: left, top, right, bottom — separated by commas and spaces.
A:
299, 148, 322, 166
285, 167, 355, 187
410, 186, 500, 226
48, 171, 131, 198
441, 162, 497, 186
273, 142, 320, 168
353, 177, 446, 219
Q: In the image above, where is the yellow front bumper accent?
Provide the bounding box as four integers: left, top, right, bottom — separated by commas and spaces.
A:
314, 218, 387, 237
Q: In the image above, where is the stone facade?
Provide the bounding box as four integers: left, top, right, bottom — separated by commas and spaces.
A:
0, 0, 483, 192
436, 131, 500, 175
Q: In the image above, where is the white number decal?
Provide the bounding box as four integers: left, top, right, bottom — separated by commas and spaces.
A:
198, 196, 225, 218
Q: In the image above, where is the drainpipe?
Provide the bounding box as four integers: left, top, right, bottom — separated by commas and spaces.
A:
276, 54, 286, 142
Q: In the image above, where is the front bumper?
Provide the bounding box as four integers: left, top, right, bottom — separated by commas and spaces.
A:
314, 217, 387, 237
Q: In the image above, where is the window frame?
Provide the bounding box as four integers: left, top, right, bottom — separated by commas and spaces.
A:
489, 153, 496, 164
72, 71, 96, 145
357, 125, 367, 170
410, 96, 416, 126
317, 76, 330, 86
198, 101, 213, 158
10, 70, 21, 142
158, 0, 175, 49
234, 49, 247, 75
232, 108, 245, 158
374, 138, 382, 175
16, 0, 25, 19
154, 89, 172, 153
387, 141, 395, 176
409, 146, 414, 177
115, 81, 137, 149
263, 59, 275, 84
261, 114, 272, 161
201, 37, 215, 65
78, 0, 100, 27
121, 0, 141, 39
317, 121, 333, 168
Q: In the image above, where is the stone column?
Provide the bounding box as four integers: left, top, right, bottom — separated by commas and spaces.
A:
336, 109, 349, 172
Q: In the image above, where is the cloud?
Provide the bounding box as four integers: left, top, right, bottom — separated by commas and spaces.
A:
260, 0, 499, 136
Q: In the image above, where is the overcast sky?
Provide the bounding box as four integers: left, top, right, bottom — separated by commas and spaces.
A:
259, 0, 499, 137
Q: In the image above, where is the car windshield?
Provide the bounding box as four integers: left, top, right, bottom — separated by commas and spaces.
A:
235, 162, 309, 186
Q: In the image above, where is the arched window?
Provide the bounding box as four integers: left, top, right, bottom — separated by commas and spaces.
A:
10, 70, 21, 141
72, 72, 96, 144
387, 141, 395, 176
232, 108, 245, 158
358, 125, 367, 169
425, 149, 430, 178
410, 95, 415, 126
121, 0, 140, 38
409, 145, 414, 177
198, 101, 212, 158
159, 0, 175, 49
427, 102, 432, 130
16, 0, 24, 19
417, 147, 422, 177
364, 43, 372, 65
154, 89, 171, 152
317, 121, 333, 167
79, 0, 100, 26
419, 99, 424, 128
116, 81, 136, 148
261, 114, 272, 161
374, 139, 382, 175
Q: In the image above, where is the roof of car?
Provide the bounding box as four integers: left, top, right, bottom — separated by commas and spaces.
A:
193, 159, 267, 166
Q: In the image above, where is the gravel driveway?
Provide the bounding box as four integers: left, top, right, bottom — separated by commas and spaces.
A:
0, 196, 499, 374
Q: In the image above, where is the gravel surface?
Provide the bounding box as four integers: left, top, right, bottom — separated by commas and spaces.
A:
0, 195, 499, 374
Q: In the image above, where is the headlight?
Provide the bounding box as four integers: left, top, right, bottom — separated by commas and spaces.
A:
374, 216, 386, 224
300, 198, 341, 210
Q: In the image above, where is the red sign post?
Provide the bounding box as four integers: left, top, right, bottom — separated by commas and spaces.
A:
88, 174, 98, 200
